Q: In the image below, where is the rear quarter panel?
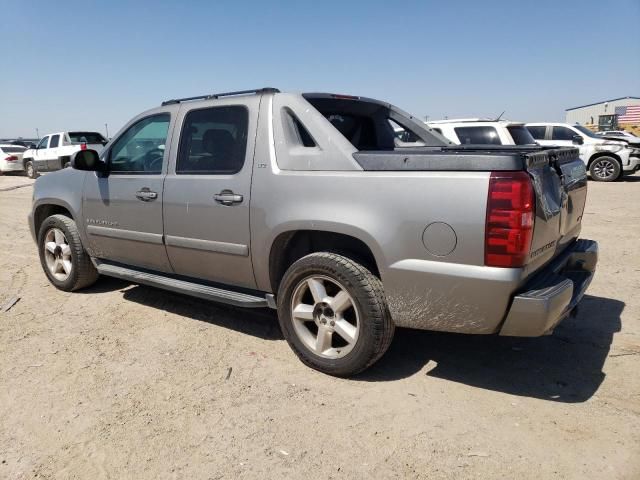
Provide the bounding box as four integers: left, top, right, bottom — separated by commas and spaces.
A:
251, 165, 522, 333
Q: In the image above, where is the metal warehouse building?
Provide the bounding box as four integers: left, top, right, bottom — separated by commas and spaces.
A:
565, 96, 640, 130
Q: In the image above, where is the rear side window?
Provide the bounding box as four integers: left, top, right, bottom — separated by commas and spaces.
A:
551, 127, 576, 141
526, 126, 546, 140
49, 134, 60, 148
454, 126, 501, 145
282, 109, 316, 147
506, 126, 536, 145
177, 106, 249, 174
431, 127, 442, 134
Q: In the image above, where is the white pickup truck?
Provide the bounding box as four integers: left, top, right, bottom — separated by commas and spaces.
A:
22, 131, 107, 178
526, 123, 640, 181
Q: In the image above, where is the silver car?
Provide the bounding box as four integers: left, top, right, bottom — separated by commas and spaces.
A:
29, 88, 598, 376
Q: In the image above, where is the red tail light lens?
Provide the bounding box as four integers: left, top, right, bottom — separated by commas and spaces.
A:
5, 155, 18, 161
81, 142, 87, 150
485, 171, 535, 268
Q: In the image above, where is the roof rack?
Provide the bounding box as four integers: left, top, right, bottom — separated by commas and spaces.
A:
161, 87, 280, 106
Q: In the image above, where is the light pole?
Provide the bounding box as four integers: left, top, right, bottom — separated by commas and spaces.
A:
35, 128, 40, 139
105, 123, 109, 139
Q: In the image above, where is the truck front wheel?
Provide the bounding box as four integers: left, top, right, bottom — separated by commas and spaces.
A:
589, 156, 621, 182
38, 214, 98, 291
277, 252, 395, 376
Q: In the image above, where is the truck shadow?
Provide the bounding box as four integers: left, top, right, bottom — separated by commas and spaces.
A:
358, 294, 623, 403
80, 277, 283, 341
620, 175, 640, 182
81, 279, 621, 402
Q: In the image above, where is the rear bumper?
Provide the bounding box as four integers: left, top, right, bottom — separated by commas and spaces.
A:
499, 239, 598, 336
0, 161, 25, 172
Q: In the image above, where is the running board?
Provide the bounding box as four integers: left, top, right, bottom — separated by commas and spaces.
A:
95, 261, 269, 308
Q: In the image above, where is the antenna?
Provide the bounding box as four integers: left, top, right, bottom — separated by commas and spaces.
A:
495, 111, 505, 121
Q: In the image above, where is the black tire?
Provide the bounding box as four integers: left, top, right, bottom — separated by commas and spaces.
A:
25, 159, 38, 179
589, 156, 621, 182
277, 252, 394, 376
38, 214, 98, 291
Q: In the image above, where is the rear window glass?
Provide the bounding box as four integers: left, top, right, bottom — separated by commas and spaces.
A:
0, 146, 26, 153
454, 126, 501, 145
68, 132, 107, 144
507, 126, 536, 145
526, 126, 546, 140
283, 111, 316, 147
303, 95, 446, 151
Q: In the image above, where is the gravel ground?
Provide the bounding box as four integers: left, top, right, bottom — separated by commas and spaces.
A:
1, 176, 639, 479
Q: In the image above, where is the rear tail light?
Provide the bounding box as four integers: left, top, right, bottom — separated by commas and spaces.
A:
485, 171, 535, 268
4, 155, 18, 162
81, 142, 87, 150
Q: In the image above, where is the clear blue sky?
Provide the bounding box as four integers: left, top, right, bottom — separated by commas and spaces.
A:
1, 0, 639, 138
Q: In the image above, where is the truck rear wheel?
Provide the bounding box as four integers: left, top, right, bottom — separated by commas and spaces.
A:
589, 156, 621, 182
25, 159, 38, 179
38, 214, 98, 291
277, 252, 394, 376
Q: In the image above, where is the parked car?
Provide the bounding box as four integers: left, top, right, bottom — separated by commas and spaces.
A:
29, 88, 597, 376
0, 144, 27, 174
8, 139, 38, 149
526, 123, 640, 181
426, 119, 537, 145
22, 131, 108, 178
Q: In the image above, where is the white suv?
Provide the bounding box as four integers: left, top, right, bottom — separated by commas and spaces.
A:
426, 119, 537, 146
526, 123, 640, 182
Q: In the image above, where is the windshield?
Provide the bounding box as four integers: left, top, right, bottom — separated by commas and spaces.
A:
573, 125, 600, 139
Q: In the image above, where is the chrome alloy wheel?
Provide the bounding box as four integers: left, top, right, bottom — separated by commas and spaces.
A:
43, 228, 72, 281
592, 159, 616, 180
290, 275, 360, 359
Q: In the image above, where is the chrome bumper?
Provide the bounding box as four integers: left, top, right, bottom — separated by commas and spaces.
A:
499, 239, 598, 336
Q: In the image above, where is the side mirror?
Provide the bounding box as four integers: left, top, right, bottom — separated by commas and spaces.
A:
71, 149, 106, 172
572, 135, 584, 145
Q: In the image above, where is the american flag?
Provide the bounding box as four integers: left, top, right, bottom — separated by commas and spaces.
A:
615, 105, 640, 124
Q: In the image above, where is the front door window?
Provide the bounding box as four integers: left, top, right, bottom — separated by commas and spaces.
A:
109, 114, 170, 173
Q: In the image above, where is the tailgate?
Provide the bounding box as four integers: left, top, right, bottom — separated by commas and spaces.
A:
524, 147, 588, 276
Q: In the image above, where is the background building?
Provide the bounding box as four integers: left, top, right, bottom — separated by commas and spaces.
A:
565, 96, 640, 132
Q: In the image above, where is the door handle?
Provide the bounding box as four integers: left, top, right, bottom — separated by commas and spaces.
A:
213, 190, 243, 206
136, 189, 158, 201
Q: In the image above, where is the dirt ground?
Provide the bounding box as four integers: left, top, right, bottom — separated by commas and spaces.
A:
1, 173, 639, 479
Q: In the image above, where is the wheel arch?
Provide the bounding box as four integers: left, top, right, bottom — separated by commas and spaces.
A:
268, 230, 381, 293
33, 202, 75, 239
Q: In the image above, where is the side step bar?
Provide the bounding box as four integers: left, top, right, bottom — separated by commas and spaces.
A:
95, 261, 270, 308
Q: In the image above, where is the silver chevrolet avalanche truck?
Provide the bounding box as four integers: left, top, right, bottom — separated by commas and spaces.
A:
29, 88, 598, 376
